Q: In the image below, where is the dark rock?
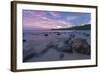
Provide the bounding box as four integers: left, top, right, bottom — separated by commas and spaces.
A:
56, 32, 61, 35
44, 34, 48, 36
23, 39, 26, 42
70, 38, 90, 55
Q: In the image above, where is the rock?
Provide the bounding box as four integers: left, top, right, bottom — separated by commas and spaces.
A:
40, 37, 90, 57
56, 32, 61, 35
70, 38, 90, 55
44, 34, 48, 36
53, 39, 73, 53
23, 39, 26, 42
61, 42, 73, 53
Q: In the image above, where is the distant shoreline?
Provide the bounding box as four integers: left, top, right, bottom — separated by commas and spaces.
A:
52, 24, 91, 30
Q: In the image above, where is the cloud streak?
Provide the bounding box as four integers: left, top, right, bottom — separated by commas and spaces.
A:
23, 10, 91, 30
66, 16, 78, 21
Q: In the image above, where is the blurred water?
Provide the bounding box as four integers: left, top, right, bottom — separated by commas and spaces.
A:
23, 30, 91, 62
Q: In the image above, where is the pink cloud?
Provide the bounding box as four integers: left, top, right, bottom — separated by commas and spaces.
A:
23, 10, 73, 29
24, 15, 72, 29
48, 12, 61, 18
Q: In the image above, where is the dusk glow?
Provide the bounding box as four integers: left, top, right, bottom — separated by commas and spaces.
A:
23, 10, 91, 30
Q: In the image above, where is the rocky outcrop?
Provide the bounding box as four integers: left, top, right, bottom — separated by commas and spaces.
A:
65, 37, 90, 55
44, 37, 90, 55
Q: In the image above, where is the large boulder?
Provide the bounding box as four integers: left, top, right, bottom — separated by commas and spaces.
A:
69, 38, 90, 55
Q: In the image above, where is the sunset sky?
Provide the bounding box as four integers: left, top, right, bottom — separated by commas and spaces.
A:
23, 10, 91, 30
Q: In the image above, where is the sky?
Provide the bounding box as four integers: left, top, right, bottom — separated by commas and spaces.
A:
23, 10, 91, 30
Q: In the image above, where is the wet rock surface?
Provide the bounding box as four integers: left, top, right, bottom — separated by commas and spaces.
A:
69, 38, 90, 55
